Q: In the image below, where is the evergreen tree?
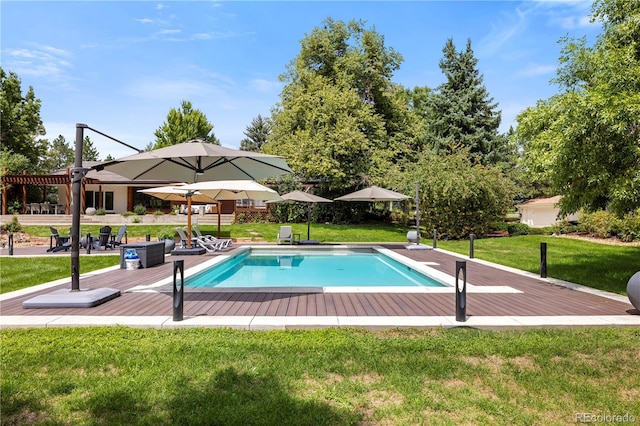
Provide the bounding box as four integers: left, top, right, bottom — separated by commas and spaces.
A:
240, 115, 270, 152
152, 100, 219, 148
428, 39, 503, 163
82, 136, 100, 161
42, 135, 74, 173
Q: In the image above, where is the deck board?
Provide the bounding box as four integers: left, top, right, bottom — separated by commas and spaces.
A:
1, 244, 635, 319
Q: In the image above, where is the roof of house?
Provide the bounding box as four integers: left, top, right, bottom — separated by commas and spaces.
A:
517, 195, 562, 209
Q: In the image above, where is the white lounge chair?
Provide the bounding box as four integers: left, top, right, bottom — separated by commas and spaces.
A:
192, 225, 231, 249
276, 226, 293, 245
176, 227, 223, 253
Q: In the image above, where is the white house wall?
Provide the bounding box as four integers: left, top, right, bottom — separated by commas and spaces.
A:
520, 206, 580, 228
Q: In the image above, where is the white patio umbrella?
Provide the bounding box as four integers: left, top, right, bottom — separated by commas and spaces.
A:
140, 180, 282, 243
95, 139, 291, 246
267, 190, 333, 240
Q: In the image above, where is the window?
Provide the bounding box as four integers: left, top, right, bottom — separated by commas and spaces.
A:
104, 192, 114, 210
86, 191, 114, 210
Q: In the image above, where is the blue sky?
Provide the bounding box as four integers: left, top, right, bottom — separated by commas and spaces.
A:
2, 1, 600, 160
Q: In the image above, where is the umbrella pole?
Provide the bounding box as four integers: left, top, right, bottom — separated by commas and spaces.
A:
307, 203, 311, 240
187, 195, 192, 248
217, 202, 221, 238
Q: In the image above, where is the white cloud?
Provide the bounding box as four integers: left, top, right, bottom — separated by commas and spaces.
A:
518, 63, 557, 77
135, 18, 155, 24
3, 45, 73, 81
248, 78, 282, 94
479, 6, 531, 55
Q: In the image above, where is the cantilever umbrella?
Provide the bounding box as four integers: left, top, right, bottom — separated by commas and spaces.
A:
267, 190, 332, 240
95, 139, 291, 246
141, 180, 282, 241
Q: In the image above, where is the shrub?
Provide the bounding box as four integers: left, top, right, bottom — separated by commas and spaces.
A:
507, 223, 530, 236
6, 201, 21, 215
95, 207, 106, 216
619, 209, 640, 242
157, 230, 174, 241
133, 204, 147, 215
121, 211, 135, 217
580, 210, 620, 238
551, 220, 579, 235
397, 150, 515, 239
2, 215, 22, 233
153, 210, 164, 216
490, 221, 509, 232
132, 217, 141, 224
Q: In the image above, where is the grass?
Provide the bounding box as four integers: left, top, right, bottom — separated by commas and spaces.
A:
438, 235, 640, 295
20, 223, 410, 242
1, 327, 639, 425
0, 256, 120, 294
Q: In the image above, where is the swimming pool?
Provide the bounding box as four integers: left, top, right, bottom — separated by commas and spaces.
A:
185, 247, 447, 290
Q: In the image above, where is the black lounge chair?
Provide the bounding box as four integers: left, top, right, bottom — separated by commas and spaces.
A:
47, 226, 71, 252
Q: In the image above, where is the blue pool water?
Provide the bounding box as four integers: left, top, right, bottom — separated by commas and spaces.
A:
186, 249, 446, 288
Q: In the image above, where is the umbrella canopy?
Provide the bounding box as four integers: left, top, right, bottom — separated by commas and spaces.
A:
96, 140, 291, 247
140, 180, 282, 241
334, 185, 410, 202
187, 180, 282, 202
138, 185, 218, 203
94, 139, 291, 182
268, 190, 332, 240
278, 190, 333, 204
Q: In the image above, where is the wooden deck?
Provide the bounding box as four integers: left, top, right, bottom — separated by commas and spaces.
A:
1, 244, 636, 320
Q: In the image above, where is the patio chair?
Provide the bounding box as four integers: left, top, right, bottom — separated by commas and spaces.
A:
95, 226, 114, 250
276, 226, 293, 245
192, 225, 231, 249
176, 227, 223, 253
110, 225, 128, 247
47, 226, 71, 252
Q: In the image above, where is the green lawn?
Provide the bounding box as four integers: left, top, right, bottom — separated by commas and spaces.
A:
438, 235, 639, 295
1, 327, 639, 425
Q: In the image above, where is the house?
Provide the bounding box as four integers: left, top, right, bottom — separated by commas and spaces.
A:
517, 196, 581, 228
1, 161, 266, 217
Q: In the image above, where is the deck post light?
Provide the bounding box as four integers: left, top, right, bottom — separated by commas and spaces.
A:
455, 261, 467, 322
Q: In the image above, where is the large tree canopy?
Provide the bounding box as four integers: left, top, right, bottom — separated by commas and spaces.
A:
264, 18, 423, 193
0, 67, 46, 169
517, 0, 640, 216
151, 100, 219, 149
427, 39, 504, 164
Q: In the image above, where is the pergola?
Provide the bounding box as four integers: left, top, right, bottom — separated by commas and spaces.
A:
1, 169, 100, 215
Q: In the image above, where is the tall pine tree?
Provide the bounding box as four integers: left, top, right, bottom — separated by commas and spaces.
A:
240, 115, 270, 152
428, 39, 503, 163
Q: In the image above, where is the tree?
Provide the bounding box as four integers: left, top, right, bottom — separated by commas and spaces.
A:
265, 18, 423, 196
428, 39, 504, 164
0, 68, 47, 169
395, 149, 515, 239
240, 115, 270, 152
517, 0, 640, 216
41, 135, 74, 173
151, 100, 219, 148
82, 136, 100, 161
